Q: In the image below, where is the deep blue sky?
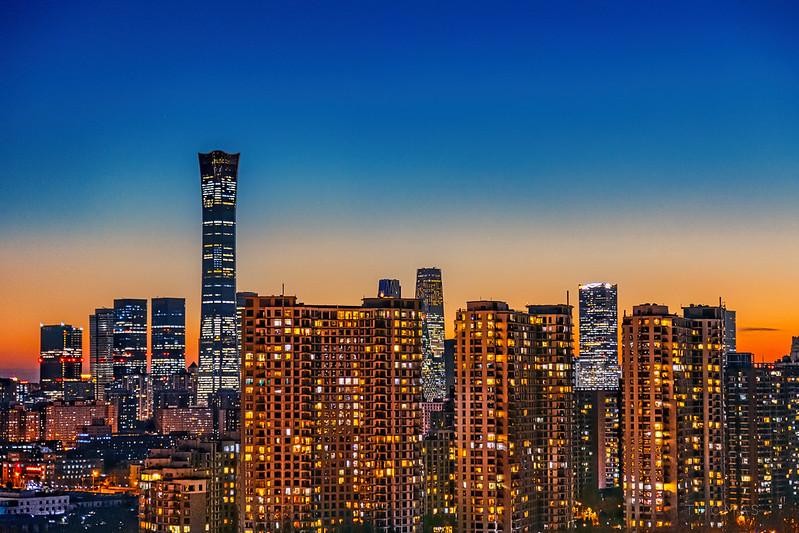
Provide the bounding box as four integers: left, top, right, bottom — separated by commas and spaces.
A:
3, 1, 798, 234
2, 1, 799, 372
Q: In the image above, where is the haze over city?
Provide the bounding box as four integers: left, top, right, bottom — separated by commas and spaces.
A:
2, 1, 798, 378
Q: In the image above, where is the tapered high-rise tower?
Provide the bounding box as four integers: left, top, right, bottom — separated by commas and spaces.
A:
197, 151, 239, 405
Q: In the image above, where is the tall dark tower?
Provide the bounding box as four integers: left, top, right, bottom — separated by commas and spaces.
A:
40, 324, 83, 392
89, 308, 115, 400
151, 297, 186, 381
198, 151, 239, 405
113, 298, 148, 378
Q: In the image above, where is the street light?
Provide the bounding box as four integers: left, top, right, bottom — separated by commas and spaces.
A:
92, 470, 99, 490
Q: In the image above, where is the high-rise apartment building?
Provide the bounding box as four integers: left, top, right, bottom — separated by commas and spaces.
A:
577, 283, 619, 390
725, 353, 789, 515
198, 151, 239, 405
454, 301, 574, 532
89, 308, 114, 400
416, 267, 446, 401
575, 389, 621, 499
40, 324, 83, 394
113, 298, 148, 378
139, 436, 238, 533
622, 304, 725, 530
377, 278, 401, 298
240, 294, 423, 532
151, 297, 186, 380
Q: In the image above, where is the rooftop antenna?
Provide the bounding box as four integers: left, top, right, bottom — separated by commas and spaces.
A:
566, 290, 570, 307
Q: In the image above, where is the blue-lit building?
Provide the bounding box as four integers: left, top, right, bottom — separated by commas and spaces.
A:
197, 151, 239, 405
112, 299, 148, 378
150, 297, 186, 381
577, 283, 619, 390
415, 267, 446, 402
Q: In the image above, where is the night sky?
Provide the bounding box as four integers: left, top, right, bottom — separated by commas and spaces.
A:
2, 1, 798, 378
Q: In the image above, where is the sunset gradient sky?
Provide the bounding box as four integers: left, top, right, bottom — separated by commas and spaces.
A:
2, 1, 798, 380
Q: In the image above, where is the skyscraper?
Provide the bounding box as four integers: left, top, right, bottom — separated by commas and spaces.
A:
198, 151, 239, 405
151, 297, 186, 380
622, 304, 725, 530
576, 283, 621, 497
377, 278, 401, 298
240, 294, 423, 532
89, 308, 114, 400
415, 267, 446, 401
113, 298, 148, 378
577, 282, 619, 390
40, 324, 83, 393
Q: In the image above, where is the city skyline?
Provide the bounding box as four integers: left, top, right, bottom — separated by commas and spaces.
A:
2, 2, 799, 377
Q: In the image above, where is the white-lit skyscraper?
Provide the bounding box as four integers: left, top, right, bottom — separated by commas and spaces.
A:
577, 282, 619, 390
197, 151, 239, 405
416, 267, 446, 401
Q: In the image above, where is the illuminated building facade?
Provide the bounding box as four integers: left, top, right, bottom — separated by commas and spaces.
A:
622, 304, 725, 530
577, 283, 619, 390
725, 353, 789, 514
198, 151, 239, 405
416, 267, 446, 401
151, 297, 186, 380
422, 427, 455, 522
113, 298, 148, 378
89, 308, 115, 400
454, 301, 575, 532
155, 407, 213, 436
139, 449, 209, 533
0, 405, 41, 442
43, 400, 116, 444
39, 324, 83, 394
240, 294, 423, 532
378, 278, 401, 298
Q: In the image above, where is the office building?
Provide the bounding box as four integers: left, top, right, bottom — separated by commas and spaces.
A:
113, 299, 148, 378
416, 267, 446, 401
377, 278, 401, 298
198, 151, 239, 405
240, 294, 423, 532
454, 301, 574, 532
90, 308, 115, 400
577, 283, 619, 390
151, 297, 186, 380
622, 304, 725, 530
39, 324, 83, 394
